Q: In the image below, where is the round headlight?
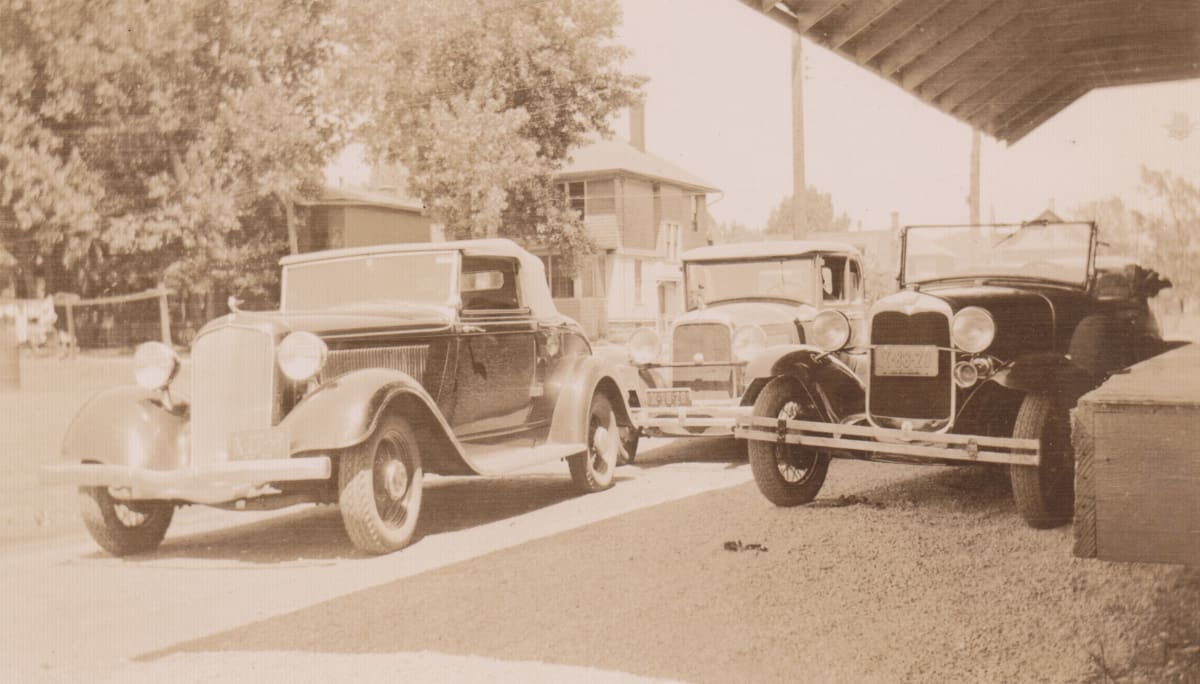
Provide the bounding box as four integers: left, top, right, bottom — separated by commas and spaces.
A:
278, 331, 328, 381
812, 310, 852, 352
732, 325, 767, 362
951, 307, 995, 354
627, 327, 660, 365
133, 341, 180, 390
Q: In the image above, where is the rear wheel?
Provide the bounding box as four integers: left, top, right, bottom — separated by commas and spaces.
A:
339, 413, 424, 554
79, 487, 174, 556
1009, 393, 1074, 528
569, 393, 619, 492
748, 377, 830, 506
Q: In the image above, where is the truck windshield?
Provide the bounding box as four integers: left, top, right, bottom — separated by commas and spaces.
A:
283, 251, 457, 311
903, 222, 1093, 287
686, 257, 816, 309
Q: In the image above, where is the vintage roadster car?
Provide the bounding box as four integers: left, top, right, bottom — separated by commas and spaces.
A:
734, 220, 1174, 528
42, 239, 636, 555
621, 241, 865, 447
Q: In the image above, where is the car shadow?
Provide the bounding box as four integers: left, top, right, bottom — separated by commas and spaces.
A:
87, 473, 615, 565
631, 435, 747, 469
817, 461, 1016, 516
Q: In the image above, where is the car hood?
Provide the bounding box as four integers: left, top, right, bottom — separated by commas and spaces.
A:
195, 303, 455, 341
878, 284, 1090, 357
675, 301, 818, 329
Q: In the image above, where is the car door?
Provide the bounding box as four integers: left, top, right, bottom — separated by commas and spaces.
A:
450, 256, 539, 438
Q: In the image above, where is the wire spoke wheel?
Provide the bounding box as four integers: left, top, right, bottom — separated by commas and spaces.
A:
748, 378, 830, 507
78, 485, 174, 557
339, 413, 424, 554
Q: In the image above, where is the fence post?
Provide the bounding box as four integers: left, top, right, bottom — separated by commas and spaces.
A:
157, 287, 171, 346
0, 314, 19, 390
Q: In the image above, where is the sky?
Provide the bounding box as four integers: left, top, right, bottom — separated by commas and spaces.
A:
613, 0, 1200, 231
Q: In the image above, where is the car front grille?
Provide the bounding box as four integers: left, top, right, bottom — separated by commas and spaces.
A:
190, 326, 277, 465
321, 345, 429, 384
672, 323, 735, 400
868, 311, 953, 427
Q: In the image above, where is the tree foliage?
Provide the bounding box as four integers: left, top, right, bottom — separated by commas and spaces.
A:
335, 0, 644, 266
764, 186, 853, 238
0, 0, 345, 299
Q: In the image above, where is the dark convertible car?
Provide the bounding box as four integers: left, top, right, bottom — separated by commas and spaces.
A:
735, 220, 1174, 528
42, 239, 635, 555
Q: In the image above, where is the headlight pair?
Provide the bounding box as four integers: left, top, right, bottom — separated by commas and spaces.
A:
135, 331, 330, 390
626, 325, 769, 364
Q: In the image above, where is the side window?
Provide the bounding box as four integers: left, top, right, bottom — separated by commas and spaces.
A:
821, 256, 846, 302
848, 260, 863, 302
461, 257, 520, 310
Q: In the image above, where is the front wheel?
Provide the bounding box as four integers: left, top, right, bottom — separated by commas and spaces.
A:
79, 487, 174, 556
1009, 393, 1074, 528
569, 393, 619, 492
748, 377, 830, 507
339, 413, 424, 554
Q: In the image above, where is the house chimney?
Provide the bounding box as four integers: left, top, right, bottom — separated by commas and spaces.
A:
630, 102, 646, 152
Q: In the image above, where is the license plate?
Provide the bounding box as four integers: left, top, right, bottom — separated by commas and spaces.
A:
874, 345, 939, 377
645, 388, 692, 408
228, 428, 290, 461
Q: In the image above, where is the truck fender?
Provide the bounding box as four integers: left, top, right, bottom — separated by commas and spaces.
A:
741, 345, 865, 418
61, 386, 189, 470
547, 355, 633, 445
283, 368, 472, 476
992, 352, 1098, 401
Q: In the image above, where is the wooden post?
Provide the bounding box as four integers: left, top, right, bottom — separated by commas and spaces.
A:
791, 34, 807, 239
0, 315, 19, 390
157, 287, 171, 345
968, 129, 981, 225
65, 302, 76, 343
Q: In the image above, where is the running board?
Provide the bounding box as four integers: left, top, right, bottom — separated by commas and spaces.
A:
461, 441, 585, 476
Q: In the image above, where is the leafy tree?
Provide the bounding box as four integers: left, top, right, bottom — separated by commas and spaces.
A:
764, 186, 853, 238
0, 0, 346, 301
336, 0, 644, 269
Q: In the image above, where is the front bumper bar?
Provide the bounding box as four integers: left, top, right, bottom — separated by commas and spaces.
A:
39, 457, 333, 505
632, 404, 752, 437
734, 417, 1040, 466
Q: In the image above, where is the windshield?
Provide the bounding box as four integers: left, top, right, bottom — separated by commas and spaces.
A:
685, 257, 816, 309
903, 222, 1094, 287
283, 251, 458, 311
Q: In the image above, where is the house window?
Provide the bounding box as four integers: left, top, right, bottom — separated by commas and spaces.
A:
562, 181, 586, 218
634, 258, 643, 306
581, 254, 606, 298
540, 254, 575, 299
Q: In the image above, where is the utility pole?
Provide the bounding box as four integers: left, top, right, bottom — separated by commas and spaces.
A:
968, 129, 981, 225
791, 34, 807, 239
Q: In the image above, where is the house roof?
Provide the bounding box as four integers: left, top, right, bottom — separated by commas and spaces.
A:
683, 239, 862, 262
305, 186, 425, 213
559, 139, 720, 193
739, 0, 1200, 144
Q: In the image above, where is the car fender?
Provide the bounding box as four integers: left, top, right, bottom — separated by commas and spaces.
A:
283, 368, 473, 476
61, 386, 189, 470
547, 355, 633, 444
991, 352, 1098, 401
742, 345, 866, 418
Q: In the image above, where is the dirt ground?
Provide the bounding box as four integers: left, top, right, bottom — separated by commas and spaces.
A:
3, 347, 1200, 682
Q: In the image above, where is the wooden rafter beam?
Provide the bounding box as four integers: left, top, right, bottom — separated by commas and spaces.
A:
877, 2, 996, 77
996, 83, 1090, 142
988, 78, 1080, 138
914, 16, 1037, 100
818, 0, 906, 49
899, 0, 1031, 90
849, 0, 953, 64
793, 0, 846, 33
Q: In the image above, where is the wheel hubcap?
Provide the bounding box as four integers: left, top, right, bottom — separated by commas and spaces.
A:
383, 458, 409, 500
592, 417, 619, 474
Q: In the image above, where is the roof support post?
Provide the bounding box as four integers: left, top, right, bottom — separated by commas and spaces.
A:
791, 34, 807, 239
968, 128, 981, 225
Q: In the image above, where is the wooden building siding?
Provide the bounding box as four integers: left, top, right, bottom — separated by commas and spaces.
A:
619, 177, 657, 251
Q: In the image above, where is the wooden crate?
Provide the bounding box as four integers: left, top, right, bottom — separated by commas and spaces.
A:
1074, 342, 1200, 566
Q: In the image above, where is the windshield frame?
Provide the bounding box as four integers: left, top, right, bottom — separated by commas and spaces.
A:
280, 250, 461, 312
899, 221, 1098, 289
683, 255, 820, 310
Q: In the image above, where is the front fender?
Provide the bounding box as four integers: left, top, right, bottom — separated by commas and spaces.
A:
61, 386, 189, 469
283, 368, 471, 475
992, 352, 1098, 401
742, 345, 865, 418
548, 355, 633, 444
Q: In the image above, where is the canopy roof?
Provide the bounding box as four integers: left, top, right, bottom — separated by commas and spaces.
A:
739, 0, 1200, 143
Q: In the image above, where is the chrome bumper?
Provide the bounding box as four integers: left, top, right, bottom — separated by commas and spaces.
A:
734, 417, 1040, 467
39, 457, 332, 505
633, 404, 752, 437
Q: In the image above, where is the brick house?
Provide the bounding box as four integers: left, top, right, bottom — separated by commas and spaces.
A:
546, 135, 719, 339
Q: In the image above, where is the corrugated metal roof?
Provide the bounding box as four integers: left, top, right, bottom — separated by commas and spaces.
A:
560, 139, 720, 193
739, 0, 1200, 143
